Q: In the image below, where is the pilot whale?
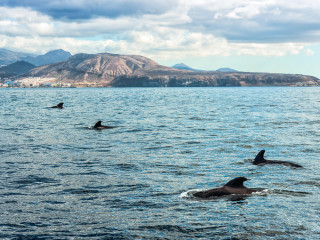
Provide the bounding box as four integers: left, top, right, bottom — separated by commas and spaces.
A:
93, 121, 115, 129
50, 103, 64, 109
193, 177, 257, 198
253, 150, 303, 168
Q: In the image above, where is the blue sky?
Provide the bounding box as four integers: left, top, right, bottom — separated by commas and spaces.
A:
0, 0, 320, 77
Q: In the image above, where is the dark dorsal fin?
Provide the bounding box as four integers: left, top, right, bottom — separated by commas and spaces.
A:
57, 103, 64, 108
224, 177, 247, 188
94, 121, 102, 128
254, 150, 266, 163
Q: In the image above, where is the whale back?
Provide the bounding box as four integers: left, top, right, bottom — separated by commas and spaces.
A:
193, 177, 254, 198
253, 150, 303, 167
94, 121, 102, 128
57, 103, 64, 108
224, 177, 247, 188
253, 150, 266, 164
50, 102, 64, 108
193, 188, 229, 198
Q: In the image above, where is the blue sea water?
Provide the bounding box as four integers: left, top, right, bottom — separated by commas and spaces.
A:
0, 87, 319, 239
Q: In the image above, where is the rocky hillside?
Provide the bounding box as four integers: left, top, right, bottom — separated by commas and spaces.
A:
22, 52, 319, 87
172, 63, 201, 71
0, 61, 36, 78
21, 49, 71, 66
25, 53, 181, 83
0, 49, 71, 66
216, 68, 238, 72
0, 49, 35, 65
110, 72, 319, 87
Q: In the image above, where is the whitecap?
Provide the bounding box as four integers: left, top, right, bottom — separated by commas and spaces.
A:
179, 189, 204, 198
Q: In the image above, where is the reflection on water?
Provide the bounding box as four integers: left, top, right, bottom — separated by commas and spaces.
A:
0, 87, 320, 239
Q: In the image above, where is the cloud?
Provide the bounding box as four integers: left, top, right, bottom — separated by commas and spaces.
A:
304, 49, 314, 56
122, 27, 231, 58
0, 1, 320, 60
1, 0, 178, 20
0, 27, 231, 58
3, 0, 320, 44
231, 42, 304, 56
0, 28, 305, 62
186, 0, 320, 43
0, 7, 55, 36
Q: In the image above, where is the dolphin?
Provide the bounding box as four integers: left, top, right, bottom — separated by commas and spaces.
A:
50, 102, 64, 109
253, 150, 303, 168
93, 121, 115, 129
193, 177, 257, 198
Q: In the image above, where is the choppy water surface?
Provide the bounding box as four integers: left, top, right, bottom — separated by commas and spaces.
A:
0, 87, 319, 239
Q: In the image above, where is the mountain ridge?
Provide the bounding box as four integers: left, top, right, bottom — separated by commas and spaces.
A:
20, 52, 319, 87
0, 61, 36, 78
21, 49, 72, 66
216, 68, 238, 72
172, 63, 238, 73
172, 63, 201, 71
0, 48, 71, 67
0, 48, 35, 66
25, 52, 181, 83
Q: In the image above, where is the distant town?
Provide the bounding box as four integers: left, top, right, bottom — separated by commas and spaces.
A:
0, 77, 105, 88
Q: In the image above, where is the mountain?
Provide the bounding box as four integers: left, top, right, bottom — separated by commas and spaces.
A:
24, 52, 180, 84
21, 49, 72, 66
0, 48, 71, 66
172, 63, 201, 71
0, 48, 35, 66
172, 64, 238, 72
0, 61, 36, 78
20, 52, 319, 87
216, 68, 238, 72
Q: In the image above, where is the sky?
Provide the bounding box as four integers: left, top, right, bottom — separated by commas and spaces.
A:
0, 0, 320, 77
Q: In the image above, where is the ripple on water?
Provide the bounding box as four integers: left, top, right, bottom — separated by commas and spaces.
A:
145, 145, 173, 150
1, 87, 320, 239
12, 175, 59, 186
62, 188, 100, 195
115, 163, 140, 171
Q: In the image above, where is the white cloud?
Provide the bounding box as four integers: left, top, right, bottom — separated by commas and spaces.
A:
304, 48, 314, 56
0, 2, 319, 60
231, 42, 304, 56
187, 0, 320, 42
0, 7, 54, 36
123, 27, 231, 59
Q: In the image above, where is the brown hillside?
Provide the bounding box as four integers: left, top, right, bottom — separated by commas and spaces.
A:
23, 52, 319, 87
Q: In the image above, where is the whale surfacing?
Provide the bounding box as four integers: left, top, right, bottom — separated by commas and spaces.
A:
50, 103, 64, 109
93, 121, 115, 129
253, 150, 303, 168
193, 177, 256, 198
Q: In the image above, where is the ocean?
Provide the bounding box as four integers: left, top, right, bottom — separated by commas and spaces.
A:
0, 87, 319, 239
